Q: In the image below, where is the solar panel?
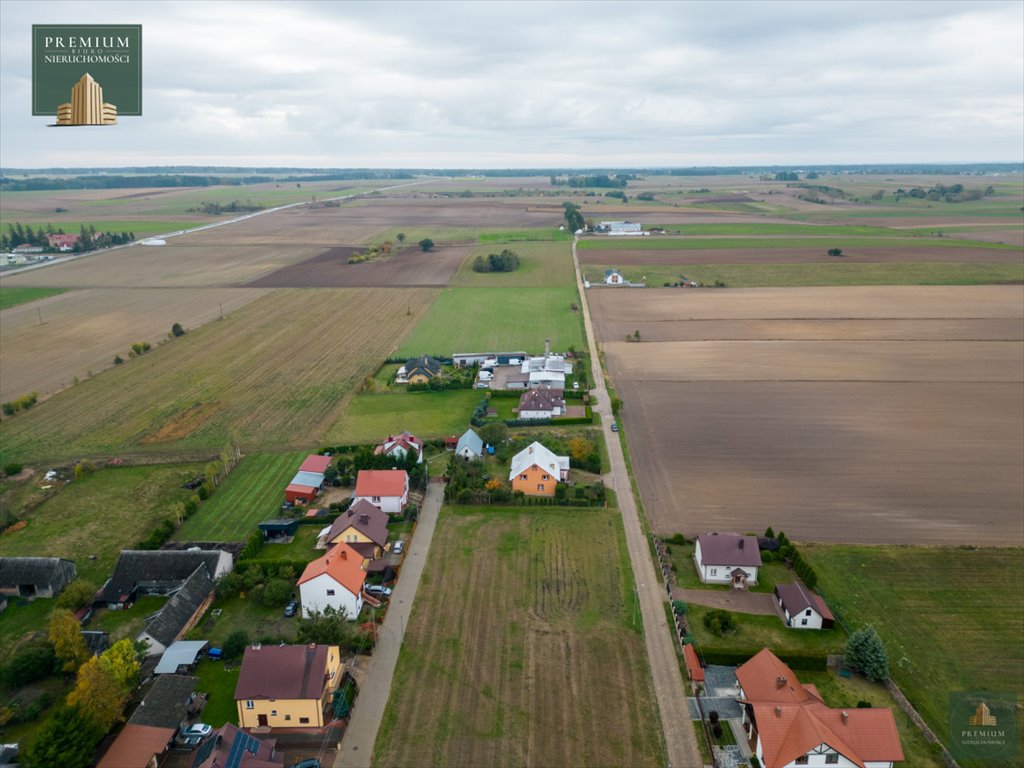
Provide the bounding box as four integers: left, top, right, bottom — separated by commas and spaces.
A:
192, 735, 218, 768
225, 730, 262, 768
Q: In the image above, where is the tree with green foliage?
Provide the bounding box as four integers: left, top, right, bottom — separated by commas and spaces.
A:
563, 201, 585, 232
1, 639, 56, 687
3, 462, 22, 476
296, 606, 364, 652
259, 578, 294, 608
702, 609, 737, 636
827, 248, 843, 257
67, 656, 128, 732
26, 704, 104, 768
222, 630, 250, 660
844, 625, 889, 682
764, 526, 775, 539
396, 232, 406, 243
478, 422, 508, 448
56, 579, 97, 612
418, 238, 434, 252
171, 322, 186, 337
49, 608, 89, 674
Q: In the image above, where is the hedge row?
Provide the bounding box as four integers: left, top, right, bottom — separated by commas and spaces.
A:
698, 648, 828, 671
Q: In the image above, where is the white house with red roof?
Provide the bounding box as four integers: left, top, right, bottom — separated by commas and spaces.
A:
694, 531, 762, 588
736, 648, 904, 768
297, 543, 366, 619
354, 469, 409, 514
374, 432, 423, 463
775, 582, 835, 630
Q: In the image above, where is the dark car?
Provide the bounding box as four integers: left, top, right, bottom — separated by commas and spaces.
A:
284, 600, 299, 617
288, 759, 321, 768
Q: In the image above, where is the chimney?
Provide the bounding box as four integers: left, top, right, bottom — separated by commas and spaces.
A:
774, 706, 782, 718
776, 675, 787, 689
841, 711, 849, 725
340, 549, 347, 560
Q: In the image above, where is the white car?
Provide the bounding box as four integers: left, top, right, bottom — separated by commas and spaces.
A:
181, 723, 212, 739
392, 540, 405, 555
365, 584, 392, 597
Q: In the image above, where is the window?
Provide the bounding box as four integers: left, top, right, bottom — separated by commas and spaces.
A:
542, 474, 549, 481
246, 700, 254, 710
537, 484, 545, 491
795, 757, 808, 765
805, 609, 812, 615
372, 496, 380, 503
300, 717, 310, 724
285, 714, 291, 721
711, 568, 717, 576
271, 710, 278, 716
825, 755, 839, 765
801, 618, 808, 626
326, 589, 335, 596
520, 474, 528, 480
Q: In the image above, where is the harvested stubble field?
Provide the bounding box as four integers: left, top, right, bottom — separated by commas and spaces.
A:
0, 287, 268, 401
374, 506, 664, 768
0, 288, 437, 463
246, 244, 473, 288
590, 286, 1024, 545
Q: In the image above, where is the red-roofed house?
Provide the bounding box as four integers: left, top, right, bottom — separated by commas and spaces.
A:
775, 582, 836, 630
47, 233, 80, 251
235, 643, 342, 729
694, 532, 762, 588
737, 648, 904, 768
96, 724, 175, 768
298, 543, 367, 619
299, 454, 332, 474
374, 432, 423, 463
354, 469, 409, 514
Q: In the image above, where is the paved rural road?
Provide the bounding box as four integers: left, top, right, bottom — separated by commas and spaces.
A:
573, 238, 706, 768
335, 481, 443, 768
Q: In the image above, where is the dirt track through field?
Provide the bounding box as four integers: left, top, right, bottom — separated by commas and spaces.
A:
591, 286, 1024, 545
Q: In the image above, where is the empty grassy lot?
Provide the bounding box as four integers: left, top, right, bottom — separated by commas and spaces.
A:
804, 544, 1024, 768
450, 241, 576, 287
396, 286, 584, 358
590, 261, 1024, 288
374, 505, 664, 768
0, 288, 437, 463
174, 451, 306, 541
0, 287, 68, 310
325, 390, 480, 445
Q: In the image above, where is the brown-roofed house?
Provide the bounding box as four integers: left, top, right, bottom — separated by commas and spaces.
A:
516, 388, 565, 419
694, 532, 762, 588
235, 644, 342, 729
97, 723, 176, 768
192, 722, 284, 768
318, 499, 389, 554
774, 582, 835, 630
354, 469, 409, 514
737, 648, 904, 768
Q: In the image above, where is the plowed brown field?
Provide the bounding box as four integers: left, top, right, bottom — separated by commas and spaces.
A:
590, 286, 1024, 545
374, 507, 664, 768
581, 245, 1022, 265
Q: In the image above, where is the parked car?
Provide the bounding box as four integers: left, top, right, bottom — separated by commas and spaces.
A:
610, 421, 619, 432
284, 600, 299, 617
288, 759, 321, 768
365, 584, 392, 597
181, 723, 212, 739
392, 540, 405, 555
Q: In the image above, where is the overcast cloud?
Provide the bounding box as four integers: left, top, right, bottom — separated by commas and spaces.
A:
1, 0, 1021, 168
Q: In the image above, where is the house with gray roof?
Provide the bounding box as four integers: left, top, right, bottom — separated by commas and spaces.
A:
98, 549, 232, 607
694, 532, 762, 588
127, 674, 199, 730
455, 428, 484, 460
0, 556, 77, 599
138, 565, 216, 656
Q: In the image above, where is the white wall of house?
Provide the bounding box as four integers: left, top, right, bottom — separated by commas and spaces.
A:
518, 407, 558, 420
756, 738, 871, 768
299, 573, 362, 619
456, 446, 481, 460
354, 489, 408, 515
693, 540, 759, 585
781, 602, 826, 630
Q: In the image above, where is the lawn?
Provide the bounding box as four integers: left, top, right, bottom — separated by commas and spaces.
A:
590, 261, 1024, 288
247, 525, 323, 563
175, 451, 306, 542
91, 595, 167, 643
803, 544, 1024, 768
193, 658, 241, 727
478, 228, 574, 242
450, 241, 576, 288
0, 463, 203, 587
187, 593, 301, 648
687, 604, 845, 659
396, 286, 585, 358
374, 505, 664, 767
0, 286, 68, 310
665, 541, 793, 595
325, 390, 481, 445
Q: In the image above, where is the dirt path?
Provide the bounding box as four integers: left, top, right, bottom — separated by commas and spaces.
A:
672, 587, 779, 617
334, 481, 443, 768
572, 237, 705, 768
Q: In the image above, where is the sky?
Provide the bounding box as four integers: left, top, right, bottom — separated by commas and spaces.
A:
1, 0, 1022, 169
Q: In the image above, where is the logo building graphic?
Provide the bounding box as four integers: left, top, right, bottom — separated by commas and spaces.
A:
56, 73, 117, 125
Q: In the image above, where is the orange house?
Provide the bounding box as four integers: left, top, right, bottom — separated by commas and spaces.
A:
508, 441, 569, 497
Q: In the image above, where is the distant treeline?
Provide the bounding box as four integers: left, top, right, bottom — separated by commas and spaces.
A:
3, 223, 134, 253
0, 170, 414, 191
550, 173, 636, 188
186, 200, 266, 215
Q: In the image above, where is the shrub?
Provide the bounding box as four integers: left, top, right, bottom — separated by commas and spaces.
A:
712, 723, 723, 739
259, 579, 293, 608
3, 463, 23, 477
222, 631, 249, 660
55, 579, 97, 612
136, 518, 175, 549
668, 533, 687, 545
708, 710, 719, 724
702, 609, 737, 636
671, 599, 688, 615
2, 640, 57, 687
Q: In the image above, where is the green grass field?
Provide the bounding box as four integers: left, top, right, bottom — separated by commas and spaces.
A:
450, 241, 576, 287
375, 505, 663, 767
0, 287, 68, 311
687, 604, 845, 658
579, 236, 1018, 251
591, 262, 1024, 288
325, 390, 481, 444
478, 228, 574, 242
397, 286, 585, 357
193, 659, 241, 727
175, 451, 306, 541
804, 544, 1024, 768
649, 223, 921, 237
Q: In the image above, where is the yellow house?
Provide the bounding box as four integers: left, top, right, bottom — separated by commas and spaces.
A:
509, 441, 570, 497
235, 644, 342, 729
317, 499, 389, 558
405, 354, 441, 384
